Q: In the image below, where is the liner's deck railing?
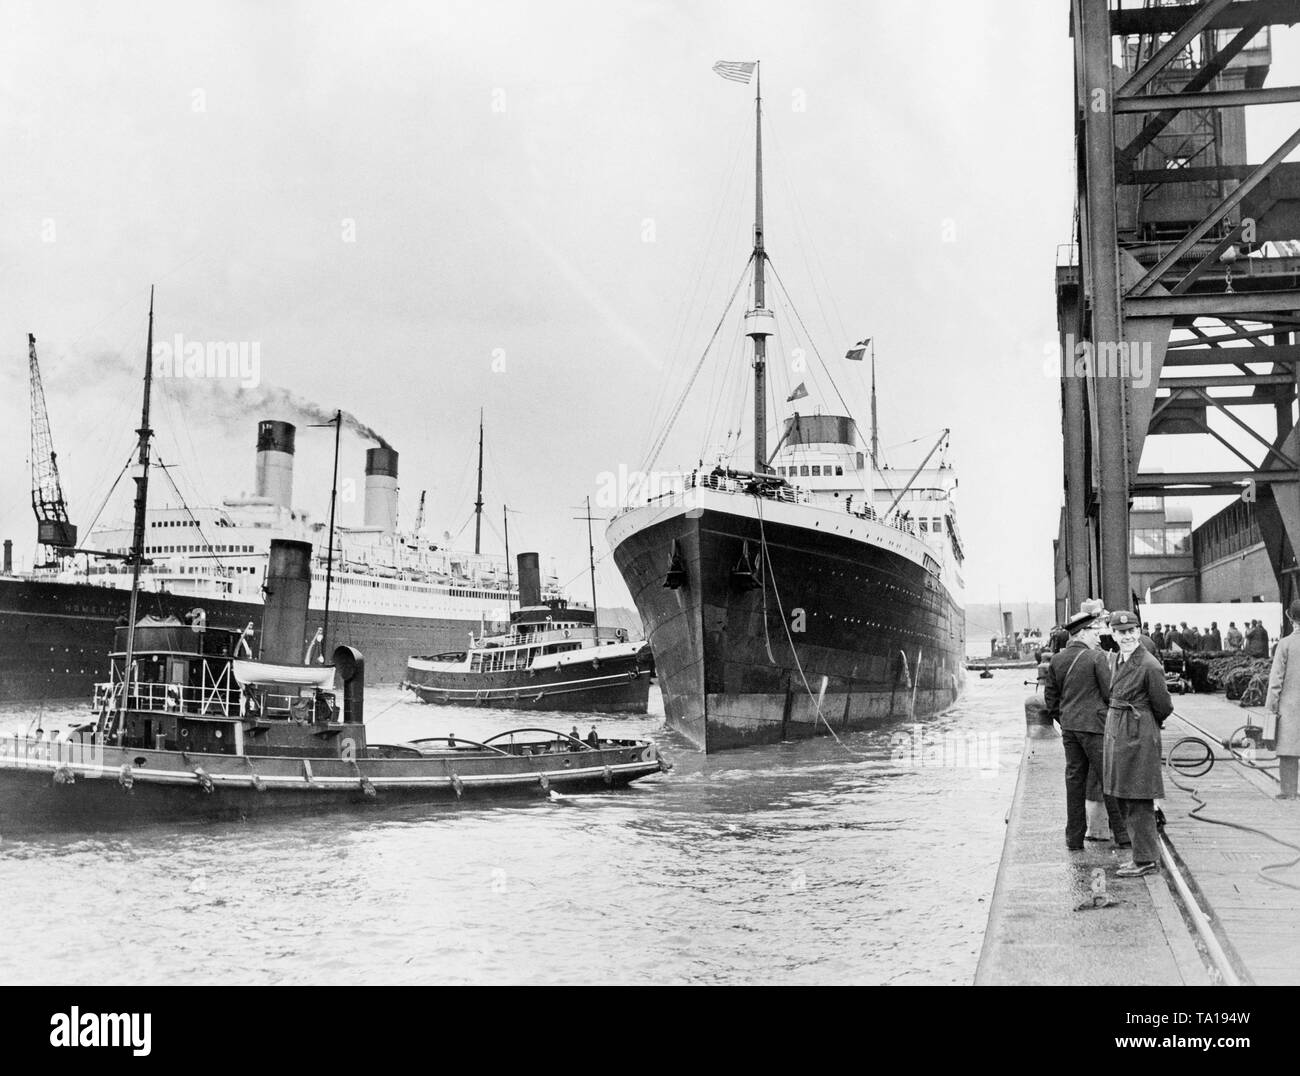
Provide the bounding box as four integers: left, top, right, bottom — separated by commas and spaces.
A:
627, 470, 922, 536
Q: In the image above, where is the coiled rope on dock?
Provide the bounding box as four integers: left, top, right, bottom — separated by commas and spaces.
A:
1164, 708, 1300, 892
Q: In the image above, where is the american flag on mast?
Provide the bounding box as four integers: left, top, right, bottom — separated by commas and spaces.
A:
713, 60, 756, 84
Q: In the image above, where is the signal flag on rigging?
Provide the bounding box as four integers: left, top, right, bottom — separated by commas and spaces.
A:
845, 338, 871, 361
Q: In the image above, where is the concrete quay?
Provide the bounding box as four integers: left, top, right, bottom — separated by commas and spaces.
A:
977, 684, 1300, 986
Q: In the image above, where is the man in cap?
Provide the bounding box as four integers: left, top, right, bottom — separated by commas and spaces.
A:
1044, 607, 1128, 852
1138, 623, 1159, 658
1247, 619, 1270, 658
1103, 610, 1174, 877
1207, 621, 1222, 652
1151, 623, 1166, 653
1049, 623, 1070, 654
1169, 622, 1188, 652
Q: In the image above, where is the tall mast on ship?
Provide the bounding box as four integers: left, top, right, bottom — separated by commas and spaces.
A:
747, 62, 773, 474
474, 410, 484, 554
120, 287, 156, 725
870, 340, 879, 472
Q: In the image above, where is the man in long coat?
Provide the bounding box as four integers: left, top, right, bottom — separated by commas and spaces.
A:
1167, 623, 1186, 652
1226, 622, 1244, 651
1264, 601, 1300, 800
1247, 620, 1270, 658
1103, 610, 1174, 877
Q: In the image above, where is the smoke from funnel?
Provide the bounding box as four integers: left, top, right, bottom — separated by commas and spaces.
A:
77, 348, 392, 449
232, 385, 391, 450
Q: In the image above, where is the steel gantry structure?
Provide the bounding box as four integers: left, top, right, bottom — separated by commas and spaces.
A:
1059, 0, 1300, 617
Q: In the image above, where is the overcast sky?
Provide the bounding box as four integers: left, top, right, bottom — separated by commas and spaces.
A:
4, 1, 1295, 610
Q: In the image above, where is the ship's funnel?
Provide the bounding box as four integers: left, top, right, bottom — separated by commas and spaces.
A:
2, 539, 10, 574
517, 552, 541, 607
781, 414, 858, 447
364, 447, 399, 534
261, 539, 312, 664
255, 420, 296, 510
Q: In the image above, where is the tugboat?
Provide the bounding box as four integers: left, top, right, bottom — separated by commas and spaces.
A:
404, 552, 652, 713
0, 296, 667, 829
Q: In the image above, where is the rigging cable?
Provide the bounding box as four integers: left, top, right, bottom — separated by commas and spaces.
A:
154, 455, 228, 574
752, 493, 867, 757
639, 255, 755, 480
640, 120, 751, 457
77, 452, 136, 543
767, 257, 859, 432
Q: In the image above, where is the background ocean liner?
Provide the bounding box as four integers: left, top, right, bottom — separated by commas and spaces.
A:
606, 62, 965, 752
1, 415, 566, 703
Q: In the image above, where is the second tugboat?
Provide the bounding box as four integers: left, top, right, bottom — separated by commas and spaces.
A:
404, 552, 652, 713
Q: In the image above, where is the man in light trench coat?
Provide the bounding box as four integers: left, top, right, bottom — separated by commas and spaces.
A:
1264, 600, 1300, 800
1103, 610, 1174, 877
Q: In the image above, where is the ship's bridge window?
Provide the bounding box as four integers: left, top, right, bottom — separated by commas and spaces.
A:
835, 466, 844, 476
919, 520, 929, 532
812, 465, 822, 476
932, 517, 942, 531
800, 465, 809, 476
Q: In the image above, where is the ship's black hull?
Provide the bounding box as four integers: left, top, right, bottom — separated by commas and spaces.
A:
611, 503, 965, 752
0, 578, 482, 704
404, 649, 651, 713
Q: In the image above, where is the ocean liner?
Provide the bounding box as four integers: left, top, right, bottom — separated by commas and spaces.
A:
606, 63, 965, 752
2, 368, 563, 702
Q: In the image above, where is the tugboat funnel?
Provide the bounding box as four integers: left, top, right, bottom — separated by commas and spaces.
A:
517, 552, 541, 607
333, 645, 365, 723
261, 539, 312, 664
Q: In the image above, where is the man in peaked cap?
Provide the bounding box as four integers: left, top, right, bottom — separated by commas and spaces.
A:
1103, 610, 1174, 877
1044, 607, 1128, 852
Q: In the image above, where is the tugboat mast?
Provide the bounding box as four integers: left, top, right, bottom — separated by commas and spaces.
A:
474, 409, 484, 555
578, 496, 600, 640
322, 409, 341, 656
120, 286, 156, 722
503, 504, 512, 611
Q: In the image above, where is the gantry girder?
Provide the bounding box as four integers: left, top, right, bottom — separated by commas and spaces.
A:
1060, 0, 1300, 618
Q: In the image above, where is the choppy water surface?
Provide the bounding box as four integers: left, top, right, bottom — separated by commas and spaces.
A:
0, 674, 1025, 984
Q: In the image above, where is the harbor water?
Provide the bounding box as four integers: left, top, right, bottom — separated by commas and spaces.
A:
0, 674, 1025, 985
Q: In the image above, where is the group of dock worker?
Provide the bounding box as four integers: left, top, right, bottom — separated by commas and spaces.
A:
1147, 619, 1269, 657
1044, 603, 1173, 878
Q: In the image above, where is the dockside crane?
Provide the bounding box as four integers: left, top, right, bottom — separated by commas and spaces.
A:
28, 333, 77, 568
